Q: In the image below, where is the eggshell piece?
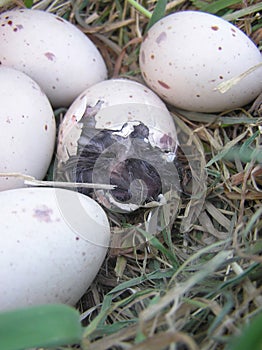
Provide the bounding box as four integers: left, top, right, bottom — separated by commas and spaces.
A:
0, 187, 110, 311
0, 9, 107, 107
0, 66, 56, 191
57, 78, 178, 164
139, 11, 262, 112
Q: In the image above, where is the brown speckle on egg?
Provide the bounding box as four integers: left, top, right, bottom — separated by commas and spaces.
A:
231, 28, 237, 37
141, 50, 145, 64
33, 206, 53, 223
44, 52, 56, 61
158, 80, 170, 89
55, 16, 65, 23
160, 134, 173, 148
142, 71, 147, 79
15, 24, 23, 31
156, 31, 167, 44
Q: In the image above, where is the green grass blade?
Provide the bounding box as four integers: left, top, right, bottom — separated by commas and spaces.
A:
137, 227, 179, 267
200, 0, 242, 14
83, 294, 114, 337
225, 312, 262, 350
221, 130, 262, 163
0, 304, 83, 350
207, 262, 260, 297
205, 130, 248, 167
127, 0, 152, 18
223, 3, 262, 21
108, 268, 175, 295
146, 0, 167, 31
174, 108, 260, 125
91, 319, 138, 338
24, 0, 33, 8
239, 130, 260, 152
208, 292, 234, 335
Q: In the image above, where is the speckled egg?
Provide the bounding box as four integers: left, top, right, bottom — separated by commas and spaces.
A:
0, 66, 56, 191
0, 187, 110, 311
0, 9, 107, 107
139, 11, 262, 112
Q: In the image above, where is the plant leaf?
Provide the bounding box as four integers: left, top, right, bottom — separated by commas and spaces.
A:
24, 0, 33, 8
146, 0, 167, 32
205, 129, 248, 167
0, 304, 83, 350
225, 312, 262, 350
223, 3, 262, 21
200, 0, 241, 14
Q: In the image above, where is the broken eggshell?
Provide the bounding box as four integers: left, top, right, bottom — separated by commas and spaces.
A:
0, 9, 107, 108
0, 187, 110, 311
55, 79, 180, 213
139, 11, 262, 113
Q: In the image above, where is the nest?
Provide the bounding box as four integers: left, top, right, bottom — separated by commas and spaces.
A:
1, 0, 261, 349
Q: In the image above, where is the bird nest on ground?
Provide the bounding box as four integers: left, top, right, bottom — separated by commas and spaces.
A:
1, 0, 261, 349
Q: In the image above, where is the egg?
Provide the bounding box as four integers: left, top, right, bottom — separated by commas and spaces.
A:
139, 11, 262, 113
0, 66, 56, 191
0, 9, 107, 108
0, 187, 110, 311
55, 79, 180, 213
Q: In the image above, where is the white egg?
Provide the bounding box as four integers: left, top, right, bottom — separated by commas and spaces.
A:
0, 66, 56, 191
55, 78, 179, 213
0, 9, 107, 107
139, 11, 262, 113
0, 187, 110, 311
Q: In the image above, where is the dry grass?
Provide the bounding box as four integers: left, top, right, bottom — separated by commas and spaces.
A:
1, 0, 262, 349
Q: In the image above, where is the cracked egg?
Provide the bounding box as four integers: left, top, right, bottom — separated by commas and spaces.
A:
55, 79, 180, 213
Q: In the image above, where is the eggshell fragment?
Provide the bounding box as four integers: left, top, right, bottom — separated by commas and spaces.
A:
139, 11, 262, 112
57, 78, 178, 164
0, 9, 107, 107
0, 187, 110, 311
0, 66, 56, 191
